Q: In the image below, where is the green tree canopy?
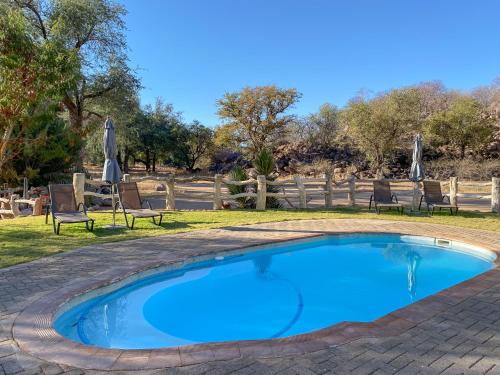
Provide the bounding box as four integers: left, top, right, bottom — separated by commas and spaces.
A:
216, 85, 301, 156
9, 0, 141, 137
170, 120, 214, 171
294, 103, 340, 148
341, 88, 425, 174
0, 6, 78, 177
424, 96, 495, 158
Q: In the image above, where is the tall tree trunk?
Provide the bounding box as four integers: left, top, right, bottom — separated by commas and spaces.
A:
145, 149, 151, 172
123, 146, 130, 173
0, 121, 15, 171
63, 95, 86, 170
117, 150, 123, 170
152, 153, 156, 173
460, 144, 466, 159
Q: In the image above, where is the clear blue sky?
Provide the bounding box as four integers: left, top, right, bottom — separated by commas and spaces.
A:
120, 0, 500, 127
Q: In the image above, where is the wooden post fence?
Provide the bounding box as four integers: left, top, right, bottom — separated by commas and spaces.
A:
32, 198, 43, 216
256, 175, 267, 210
73, 173, 85, 208
347, 175, 356, 206
449, 177, 458, 206
323, 173, 333, 208
166, 175, 175, 210
67, 173, 500, 214
23, 177, 28, 199
10, 194, 21, 217
213, 174, 223, 210
294, 175, 307, 209
492, 177, 500, 214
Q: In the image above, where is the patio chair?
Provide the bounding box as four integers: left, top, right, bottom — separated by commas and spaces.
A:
419, 180, 458, 215
48, 184, 95, 235
117, 182, 163, 229
369, 180, 404, 214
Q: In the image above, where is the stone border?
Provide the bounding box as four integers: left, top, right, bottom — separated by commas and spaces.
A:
12, 221, 500, 371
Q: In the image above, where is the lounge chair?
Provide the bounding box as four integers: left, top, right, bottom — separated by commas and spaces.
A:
48, 184, 95, 235
419, 180, 458, 215
117, 182, 163, 229
369, 180, 404, 214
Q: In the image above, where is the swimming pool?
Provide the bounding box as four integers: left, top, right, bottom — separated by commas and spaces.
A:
54, 234, 495, 349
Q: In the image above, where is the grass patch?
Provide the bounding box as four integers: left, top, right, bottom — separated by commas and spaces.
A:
1, 208, 499, 269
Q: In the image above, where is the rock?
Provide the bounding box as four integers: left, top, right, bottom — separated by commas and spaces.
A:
156, 183, 166, 191
209, 150, 251, 174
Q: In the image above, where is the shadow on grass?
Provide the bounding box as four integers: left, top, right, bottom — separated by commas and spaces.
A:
1, 208, 498, 268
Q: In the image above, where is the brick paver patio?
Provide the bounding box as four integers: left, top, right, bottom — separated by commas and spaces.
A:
1, 219, 500, 375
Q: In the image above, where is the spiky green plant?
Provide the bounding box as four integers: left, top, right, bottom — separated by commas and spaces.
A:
228, 166, 255, 208
254, 149, 281, 208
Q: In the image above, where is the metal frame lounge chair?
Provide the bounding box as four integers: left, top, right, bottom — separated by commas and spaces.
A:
369, 180, 404, 214
48, 184, 94, 235
419, 180, 458, 215
117, 182, 163, 229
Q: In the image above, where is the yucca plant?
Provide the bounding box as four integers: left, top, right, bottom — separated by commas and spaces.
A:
228, 166, 255, 208
254, 149, 281, 208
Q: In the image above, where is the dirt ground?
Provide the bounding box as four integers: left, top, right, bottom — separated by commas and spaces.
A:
84, 165, 493, 212
136, 181, 492, 212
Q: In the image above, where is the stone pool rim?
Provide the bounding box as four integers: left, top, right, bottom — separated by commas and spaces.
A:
12, 222, 500, 371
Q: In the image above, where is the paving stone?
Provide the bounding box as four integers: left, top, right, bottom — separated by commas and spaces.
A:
0, 220, 499, 374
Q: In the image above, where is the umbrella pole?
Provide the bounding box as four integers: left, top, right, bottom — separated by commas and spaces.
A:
412, 181, 418, 212
104, 183, 126, 229
112, 184, 116, 227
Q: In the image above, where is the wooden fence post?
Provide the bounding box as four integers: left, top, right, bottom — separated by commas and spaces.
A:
213, 174, 223, 210
347, 175, 356, 206
122, 174, 131, 183
10, 194, 21, 217
492, 177, 500, 214
166, 175, 175, 210
449, 177, 458, 206
294, 175, 307, 209
33, 197, 43, 216
323, 173, 333, 208
23, 177, 28, 199
256, 175, 267, 210
73, 173, 85, 208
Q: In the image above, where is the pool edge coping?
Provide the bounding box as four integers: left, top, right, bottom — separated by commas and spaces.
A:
12, 221, 500, 371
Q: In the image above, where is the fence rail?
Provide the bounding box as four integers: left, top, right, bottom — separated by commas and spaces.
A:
3, 174, 498, 219
72, 173, 500, 214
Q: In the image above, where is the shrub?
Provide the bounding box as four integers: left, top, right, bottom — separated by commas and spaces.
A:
425, 158, 500, 180
254, 149, 281, 208
228, 166, 254, 208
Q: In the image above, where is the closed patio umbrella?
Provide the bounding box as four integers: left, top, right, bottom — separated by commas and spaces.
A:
409, 133, 425, 212
102, 117, 122, 228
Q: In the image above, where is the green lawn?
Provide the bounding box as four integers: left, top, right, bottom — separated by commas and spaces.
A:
1, 208, 499, 269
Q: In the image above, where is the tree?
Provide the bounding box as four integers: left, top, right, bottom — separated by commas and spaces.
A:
13, 111, 81, 185
299, 103, 340, 148
471, 77, 500, 144
0, 6, 78, 176
424, 96, 495, 159
10, 0, 140, 136
341, 89, 425, 174
126, 99, 182, 172
216, 85, 301, 155
172, 121, 214, 171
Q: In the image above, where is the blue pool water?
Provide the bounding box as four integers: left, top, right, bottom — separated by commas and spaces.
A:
55, 234, 495, 349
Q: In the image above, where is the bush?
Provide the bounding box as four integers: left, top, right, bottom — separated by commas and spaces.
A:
254, 150, 281, 208
425, 158, 500, 180
228, 166, 254, 208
